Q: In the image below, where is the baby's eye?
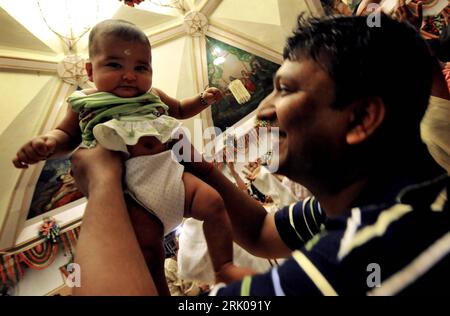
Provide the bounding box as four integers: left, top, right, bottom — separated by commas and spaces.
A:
135, 65, 149, 72
106, 62, 122, 69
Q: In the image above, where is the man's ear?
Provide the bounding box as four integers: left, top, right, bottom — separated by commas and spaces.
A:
85, 62, 93, 82
346, 97, 385, 145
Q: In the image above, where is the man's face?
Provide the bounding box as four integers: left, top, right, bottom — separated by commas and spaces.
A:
256, 58, 352, 185
86, 35, 152, 97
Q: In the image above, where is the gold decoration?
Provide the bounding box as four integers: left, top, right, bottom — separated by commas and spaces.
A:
183, 11, 209, 37
57, 55, 88, 86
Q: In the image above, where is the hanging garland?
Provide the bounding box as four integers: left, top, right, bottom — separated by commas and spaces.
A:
59, 228, 80, 258
0, 255, 23, 285
0, 220, 81, 286
18, 241, 58, 271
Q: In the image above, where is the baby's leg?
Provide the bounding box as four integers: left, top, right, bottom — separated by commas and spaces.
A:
126, 195, 170, 296
182, 172, 254, 284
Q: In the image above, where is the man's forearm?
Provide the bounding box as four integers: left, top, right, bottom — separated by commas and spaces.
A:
229, 168, 249, 193
74, 179, 156, 295
200, 165, 273, 256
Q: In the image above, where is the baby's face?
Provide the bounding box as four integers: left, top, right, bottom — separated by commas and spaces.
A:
86, 35, 152, 97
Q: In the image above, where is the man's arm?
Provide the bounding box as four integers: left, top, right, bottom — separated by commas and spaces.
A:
187, 160, 292, 259
226, 162, 249, 193
71, 146, 156, 295
152, 87, 222, 119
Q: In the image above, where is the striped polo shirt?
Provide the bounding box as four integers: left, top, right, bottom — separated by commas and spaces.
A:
212, 174, 449, 296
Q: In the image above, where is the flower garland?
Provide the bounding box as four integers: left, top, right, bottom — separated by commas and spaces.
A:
39, 217, 60, 244
119, 0, 145, 7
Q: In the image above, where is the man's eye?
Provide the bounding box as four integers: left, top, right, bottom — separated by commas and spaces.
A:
279, 84, 292, 94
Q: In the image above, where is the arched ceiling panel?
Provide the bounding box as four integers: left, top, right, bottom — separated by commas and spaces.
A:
0, 75, 61, 248
0, 7, 53, 54
210, 0, 313, 53
152, 35, 190, 97
0, 72, 56, 135
211, 0, 281, 25
175, 37, 198, 99
209, 18, 288, 54
113, 4, 182, 31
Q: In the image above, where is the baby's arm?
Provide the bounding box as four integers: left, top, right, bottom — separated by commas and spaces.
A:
152, 87, 223, 119
13, 106, 81, 168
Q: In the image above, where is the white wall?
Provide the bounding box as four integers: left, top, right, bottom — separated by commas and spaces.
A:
13, 251, 69, 296
152, 35, 204, 150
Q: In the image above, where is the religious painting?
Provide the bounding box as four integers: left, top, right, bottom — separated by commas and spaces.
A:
206, 36, 279, 134
27, 158, 83, 219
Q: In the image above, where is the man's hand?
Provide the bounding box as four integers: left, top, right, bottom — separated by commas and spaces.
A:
202, 87, 223, 105
13, 135, 57, 169
70, 146, 123, 197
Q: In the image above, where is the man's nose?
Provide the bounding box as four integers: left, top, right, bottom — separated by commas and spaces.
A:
256, 90, 277, 122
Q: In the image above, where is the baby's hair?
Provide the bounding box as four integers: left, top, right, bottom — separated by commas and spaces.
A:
88, 19, 150, 59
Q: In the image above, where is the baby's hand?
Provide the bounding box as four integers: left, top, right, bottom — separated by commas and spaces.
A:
202, 87, 223, 105
12, 135, 57, 169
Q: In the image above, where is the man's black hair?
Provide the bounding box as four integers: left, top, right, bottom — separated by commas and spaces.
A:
283, 14, 433, 146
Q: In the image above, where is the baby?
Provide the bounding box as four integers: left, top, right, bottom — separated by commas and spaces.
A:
13, 19, 252, 295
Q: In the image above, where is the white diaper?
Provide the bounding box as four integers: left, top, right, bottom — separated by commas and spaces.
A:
125, 150, 185, 235
93, 115, 181, 155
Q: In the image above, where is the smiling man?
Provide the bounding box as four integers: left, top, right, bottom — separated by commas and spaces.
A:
71, 14, 449, 296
